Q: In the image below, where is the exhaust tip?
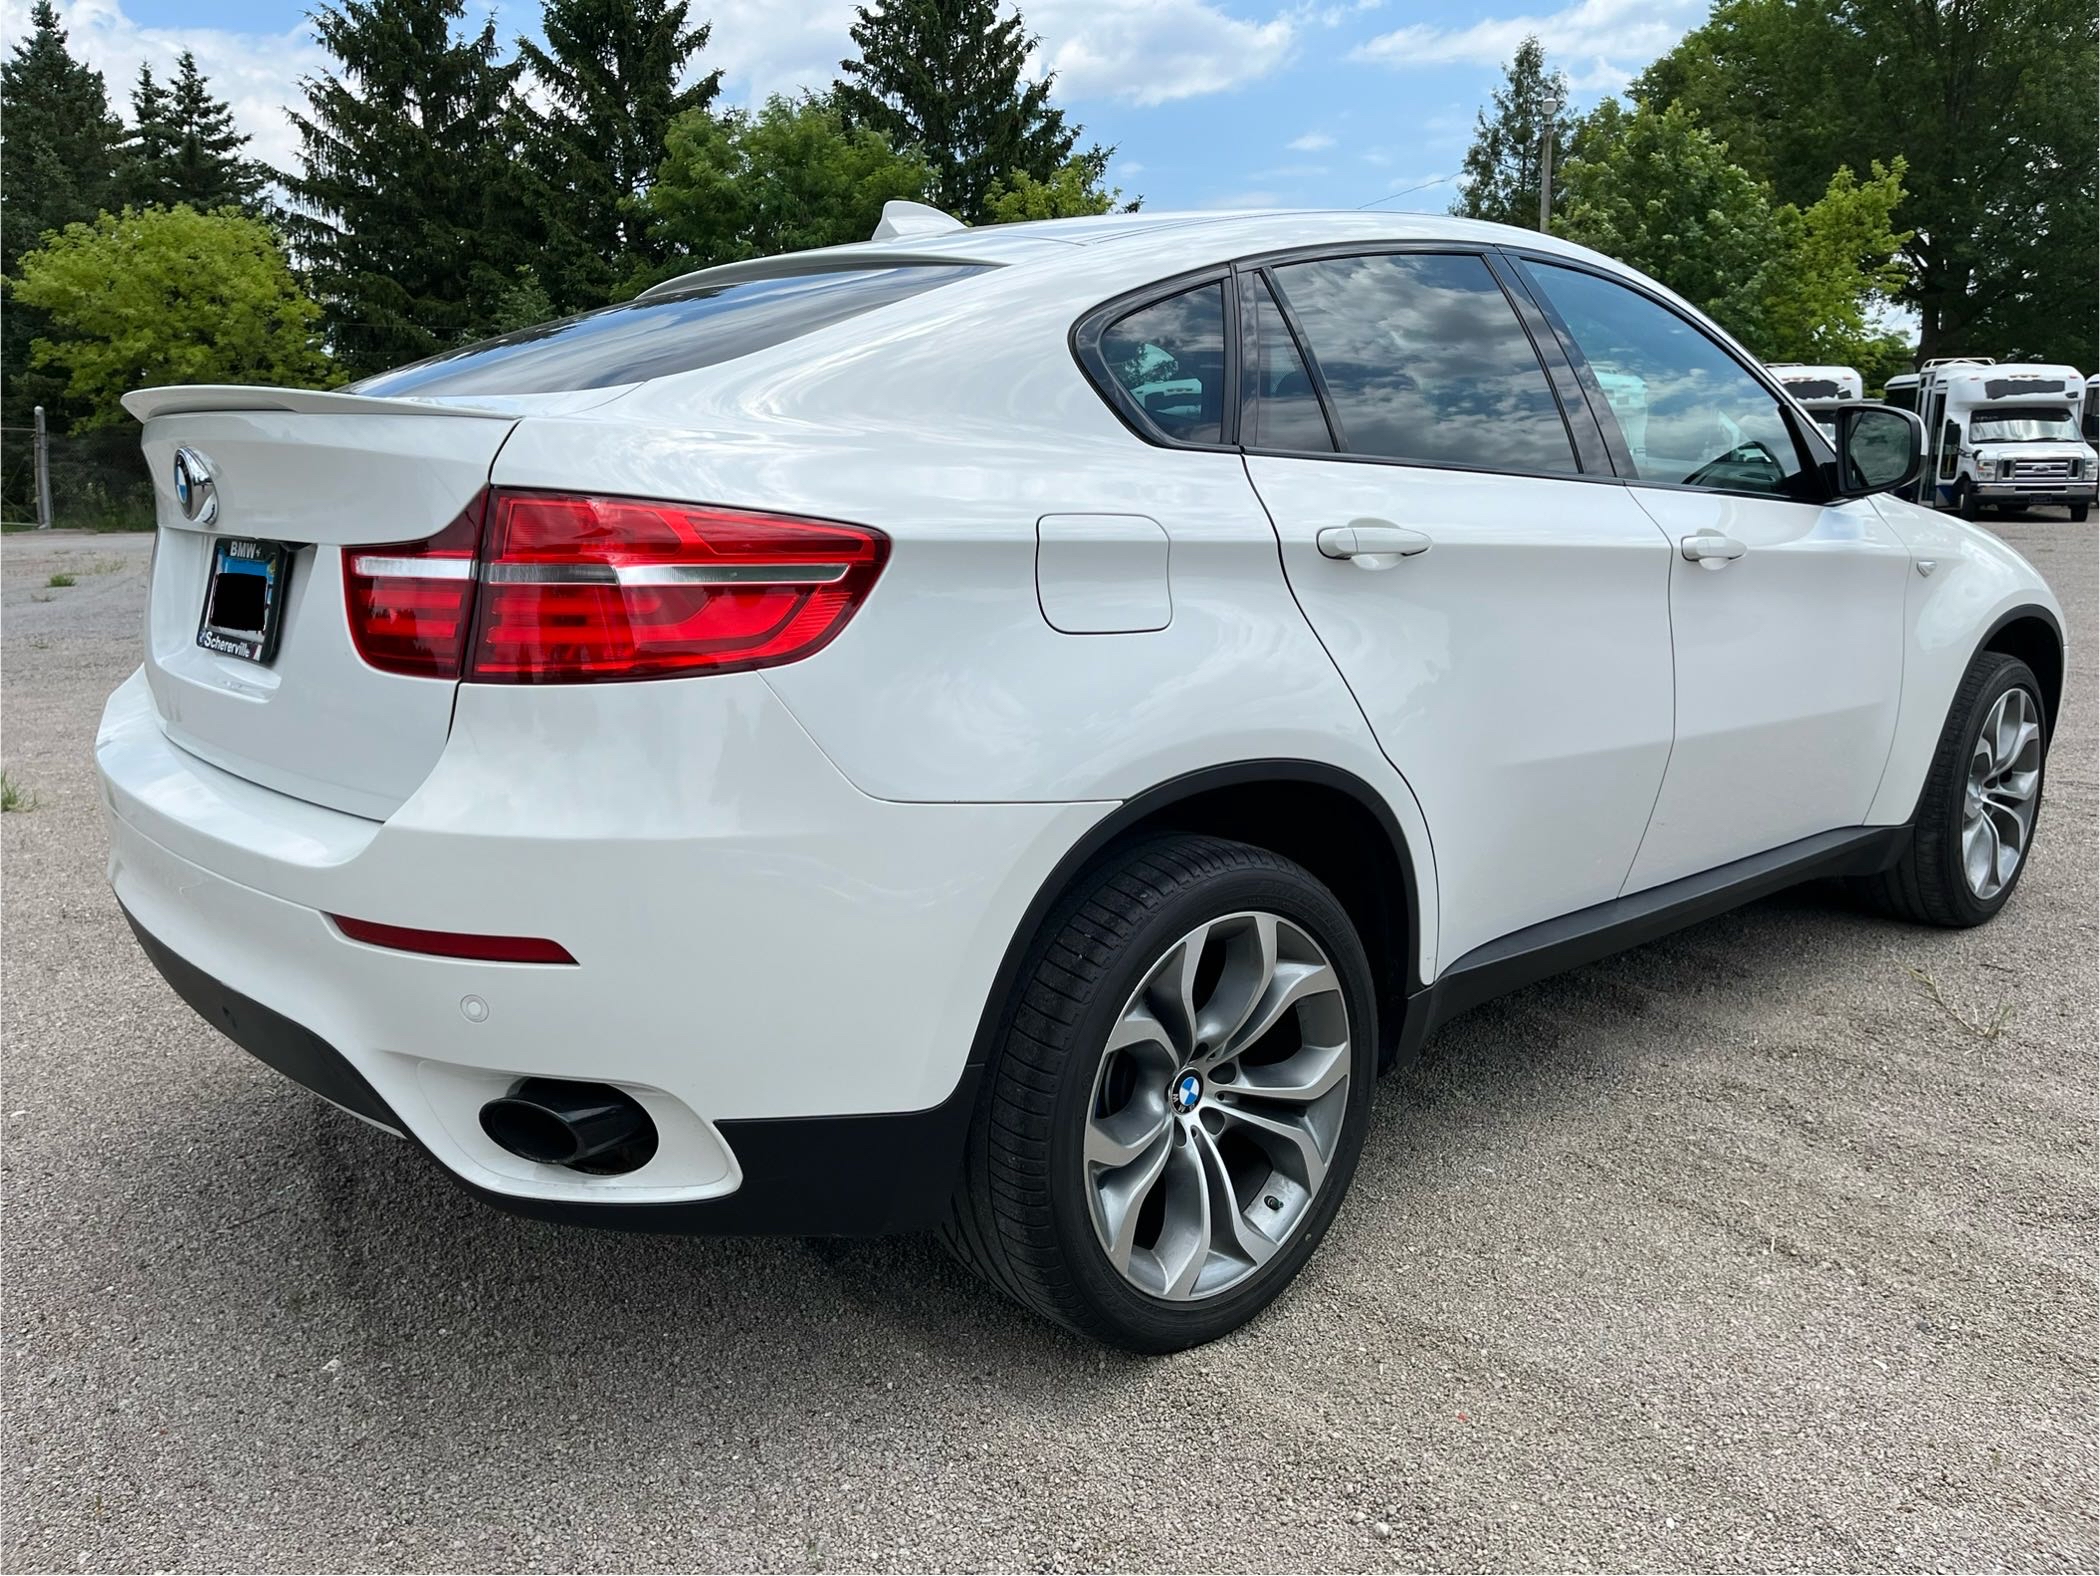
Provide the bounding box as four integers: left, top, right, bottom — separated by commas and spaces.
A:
479, 1078, 658, 1175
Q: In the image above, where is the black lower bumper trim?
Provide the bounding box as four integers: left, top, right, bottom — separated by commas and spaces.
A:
122, 906, 977, 1237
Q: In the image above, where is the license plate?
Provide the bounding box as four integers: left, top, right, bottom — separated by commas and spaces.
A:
196, 537, 292, 664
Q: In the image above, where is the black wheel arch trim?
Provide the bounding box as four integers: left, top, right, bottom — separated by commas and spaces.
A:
964, 759, 1430, 1077
1975, 602, 2065, 731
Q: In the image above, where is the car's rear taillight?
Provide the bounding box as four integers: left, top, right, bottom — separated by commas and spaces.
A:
340, 490, 887, 682
469, 492, 888, 682
343, 504, 485, 678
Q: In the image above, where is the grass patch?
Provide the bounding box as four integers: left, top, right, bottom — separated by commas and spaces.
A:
46, 572, 75, 588
1, 770, 36, 812
88, 556, 126, 575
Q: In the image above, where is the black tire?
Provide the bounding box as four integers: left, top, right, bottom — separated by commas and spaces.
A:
944, 834, 1378, 1352
1955, 480, 1981, 521
2070, 501, 2090, 523
1863, 652, 2047, 927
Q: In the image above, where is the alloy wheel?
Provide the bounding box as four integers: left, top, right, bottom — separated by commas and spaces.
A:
1962, 686, 2042, 900
1082, 910, 1352, 1301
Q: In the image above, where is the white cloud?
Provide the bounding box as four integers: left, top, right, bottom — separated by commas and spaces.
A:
1032, 0, 1297, 106
695, 0, 1299, 109
1352, 0, 1701, 83
1288, 131, 1336, 151
4, 0, 326, 173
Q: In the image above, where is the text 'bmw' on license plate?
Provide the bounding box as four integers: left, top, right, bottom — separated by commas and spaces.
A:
197, 537, 292, 664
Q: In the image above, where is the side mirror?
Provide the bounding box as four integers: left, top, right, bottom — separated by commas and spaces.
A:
1830, 403, 1924, 498
2082, 411, 2097, 443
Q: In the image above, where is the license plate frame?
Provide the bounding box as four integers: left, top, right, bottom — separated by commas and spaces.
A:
196, 537, 293, 665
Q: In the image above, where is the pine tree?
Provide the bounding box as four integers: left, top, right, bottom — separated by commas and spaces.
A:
834, 0, 1080, 224
518, 0, 720, 307
114, 64, 177, 208
1, 0, 125, 441
117, 54, 269, 212
1450, 36, 1575, 230
287, 0, 537, 375
162, 53, 271, 211
0, 0, 125, 273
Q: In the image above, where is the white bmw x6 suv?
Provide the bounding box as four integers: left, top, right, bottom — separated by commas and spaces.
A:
100, 209, 2064, 1351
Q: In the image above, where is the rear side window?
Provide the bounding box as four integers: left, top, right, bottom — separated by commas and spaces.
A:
1269, 253, 1578, 474
350, 265, 989, 398
1099, 284, 1227, 445
1245, 275, 1334, 452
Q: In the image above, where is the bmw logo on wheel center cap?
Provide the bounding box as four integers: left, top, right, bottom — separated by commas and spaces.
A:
1171, 1070, 1203, 1114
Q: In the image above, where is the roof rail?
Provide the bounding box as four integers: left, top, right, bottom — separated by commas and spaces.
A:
1922, 356, 1995, 368
872, 200, 967, 241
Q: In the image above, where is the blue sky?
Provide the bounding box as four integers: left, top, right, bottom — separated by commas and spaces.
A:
11, 0, 1708, 211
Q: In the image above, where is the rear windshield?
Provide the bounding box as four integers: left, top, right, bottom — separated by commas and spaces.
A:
349, 264, 989, 398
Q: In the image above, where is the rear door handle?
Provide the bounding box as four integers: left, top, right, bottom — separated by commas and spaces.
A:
1317, 521, 1433, 569
1680, 530, 1747, 569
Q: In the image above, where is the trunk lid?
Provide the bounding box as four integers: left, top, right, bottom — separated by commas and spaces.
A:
133, 387, 523, 820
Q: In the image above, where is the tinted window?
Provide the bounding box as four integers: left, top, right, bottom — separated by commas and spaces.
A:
1101, 284, 1227, 444
351, 265, 988, 397
1523, 263, 1808, 496
1268, 253, 1576, 473
1246, 275, 1333, 452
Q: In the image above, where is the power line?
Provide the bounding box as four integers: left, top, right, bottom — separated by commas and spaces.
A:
1353, 174, 1455, 211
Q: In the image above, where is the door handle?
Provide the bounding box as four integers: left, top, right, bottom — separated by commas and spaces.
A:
1317, 521, 1433, 569
1680, 529, 1747, 570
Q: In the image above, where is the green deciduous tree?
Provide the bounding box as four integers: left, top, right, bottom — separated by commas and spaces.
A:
1553, 100, 1910, 364
647, 94, 930, 280
834, 0, 1082, 223
117, 53, 271, 214
984, 148, 1134, 222
1633, 0, 2098, 367
1450, 35, 1575, 229
11, 206, 328, 426
286, 0, 537, 376
518, 0, 720, 308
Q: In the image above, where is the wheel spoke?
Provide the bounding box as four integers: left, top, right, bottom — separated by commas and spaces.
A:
1152, 1138, 1212, 1298
1094, 1127, 1173, 1275
1963, 810, 2001, 895
1086, 1101, 1171, 1169
1145, 927, 1208, 1059
1214, 1101, 1330, 1194
1216, 958, 1340, 1062
1191, 1127, 1281, 1273
1231, 1038, 1349, 1103
1194, 913, 1279, 1056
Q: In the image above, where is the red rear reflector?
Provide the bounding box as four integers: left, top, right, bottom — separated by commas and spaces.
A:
469, 491, 888, 682
343, 502, 485, 677
330, 915, 577, 965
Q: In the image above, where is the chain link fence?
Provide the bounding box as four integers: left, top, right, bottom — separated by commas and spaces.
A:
2, 419, 155, 531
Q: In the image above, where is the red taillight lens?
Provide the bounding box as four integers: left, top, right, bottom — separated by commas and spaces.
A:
331, 914, 577, 964
469, 492, 889, 682
343, 503, 485, 677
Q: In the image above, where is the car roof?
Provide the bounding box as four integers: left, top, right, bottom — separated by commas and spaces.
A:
640, 209, 1617, 302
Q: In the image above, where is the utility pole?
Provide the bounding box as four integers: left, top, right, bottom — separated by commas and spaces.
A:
32, 406, 53, 530
1537, 94, 1564, 232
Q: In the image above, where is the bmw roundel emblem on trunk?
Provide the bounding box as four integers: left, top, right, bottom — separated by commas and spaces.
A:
171, 447, 217, 524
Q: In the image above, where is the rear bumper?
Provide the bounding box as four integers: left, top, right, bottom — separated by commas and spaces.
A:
124, 910, 980, 1233
98, 666, 1104, 1230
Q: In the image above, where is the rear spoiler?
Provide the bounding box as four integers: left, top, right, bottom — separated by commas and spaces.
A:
122, 385, 519, 422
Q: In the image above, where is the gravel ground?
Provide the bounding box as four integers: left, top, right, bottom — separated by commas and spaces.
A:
3, 520, 2094, 1574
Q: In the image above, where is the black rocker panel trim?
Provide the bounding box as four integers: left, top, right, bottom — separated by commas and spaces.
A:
1394, 824, 1909, 1058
